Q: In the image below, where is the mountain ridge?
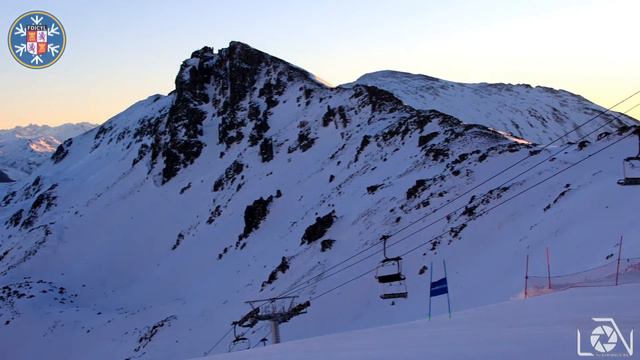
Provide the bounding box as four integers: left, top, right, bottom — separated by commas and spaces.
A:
349, 70, 636, 144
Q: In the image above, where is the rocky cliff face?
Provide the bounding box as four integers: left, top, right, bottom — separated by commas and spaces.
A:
142, 42, 329, 184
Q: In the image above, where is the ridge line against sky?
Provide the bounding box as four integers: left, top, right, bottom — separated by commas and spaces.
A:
1, 0, 639, 127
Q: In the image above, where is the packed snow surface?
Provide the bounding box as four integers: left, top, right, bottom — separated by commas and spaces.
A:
202, 284, 640, 360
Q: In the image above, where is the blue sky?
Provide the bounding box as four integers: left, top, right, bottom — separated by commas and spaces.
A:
1, 0, 639, 127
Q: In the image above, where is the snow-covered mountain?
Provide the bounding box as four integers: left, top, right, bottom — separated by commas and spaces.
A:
0, 123, 97, 181
0, 42, 638, 360
350, 71, 637, 144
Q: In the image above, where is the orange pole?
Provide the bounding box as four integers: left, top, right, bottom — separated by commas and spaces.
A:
615, 236, 623, 286
546, 247, 551, 289
524, 254, 529, 298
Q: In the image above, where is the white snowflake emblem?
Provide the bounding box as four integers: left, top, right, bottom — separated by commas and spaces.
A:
8, 11, 66, 69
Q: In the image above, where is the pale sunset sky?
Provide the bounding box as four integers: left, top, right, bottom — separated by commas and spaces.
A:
1, 0, 638, 128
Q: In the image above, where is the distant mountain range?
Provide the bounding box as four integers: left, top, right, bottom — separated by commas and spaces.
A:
0, 123, 97, 181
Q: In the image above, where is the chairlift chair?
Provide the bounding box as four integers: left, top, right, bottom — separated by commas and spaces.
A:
228, 336, 250, 352
228, 324, 251, 352
618, 131, 640, 186
259, 337, 268, 347
618, 156, 640, 185
375, 236, 408, 299
376, 257, 406, 284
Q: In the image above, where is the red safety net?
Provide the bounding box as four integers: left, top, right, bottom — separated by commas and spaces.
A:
524, 257, 640, 298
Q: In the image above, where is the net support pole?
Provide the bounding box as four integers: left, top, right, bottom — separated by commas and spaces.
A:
443, 259, 452, 319
524, 254, 529, 299
615, 235, 623, 286
428, 261, 433, 321
546, 247, 551, 289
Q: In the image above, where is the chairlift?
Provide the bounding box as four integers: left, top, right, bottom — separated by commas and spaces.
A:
228, 323, 251, 352
618, 130, 640, 186
375, 235, 408, 299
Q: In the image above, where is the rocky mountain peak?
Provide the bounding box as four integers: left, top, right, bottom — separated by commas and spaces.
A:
151, 42, 332, 184
176, 42, 321, 100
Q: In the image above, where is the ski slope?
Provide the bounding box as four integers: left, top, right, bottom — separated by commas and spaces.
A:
202, 284, 640, 360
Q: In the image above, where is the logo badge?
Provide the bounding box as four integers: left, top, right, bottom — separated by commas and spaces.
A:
578, 318, 634, 357
8, 10, 66, 69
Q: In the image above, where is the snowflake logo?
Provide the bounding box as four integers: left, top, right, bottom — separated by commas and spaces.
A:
8, 10, 66, 69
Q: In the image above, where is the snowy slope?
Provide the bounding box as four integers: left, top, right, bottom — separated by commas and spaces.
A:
0, 42, 638, 360
350, 71, 637, 144
0, 123, 97, 180
201, 285, 640, 360
202, 284, 640, 360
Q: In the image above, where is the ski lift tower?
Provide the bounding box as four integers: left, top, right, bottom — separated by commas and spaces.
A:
244, 295, 309, 344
